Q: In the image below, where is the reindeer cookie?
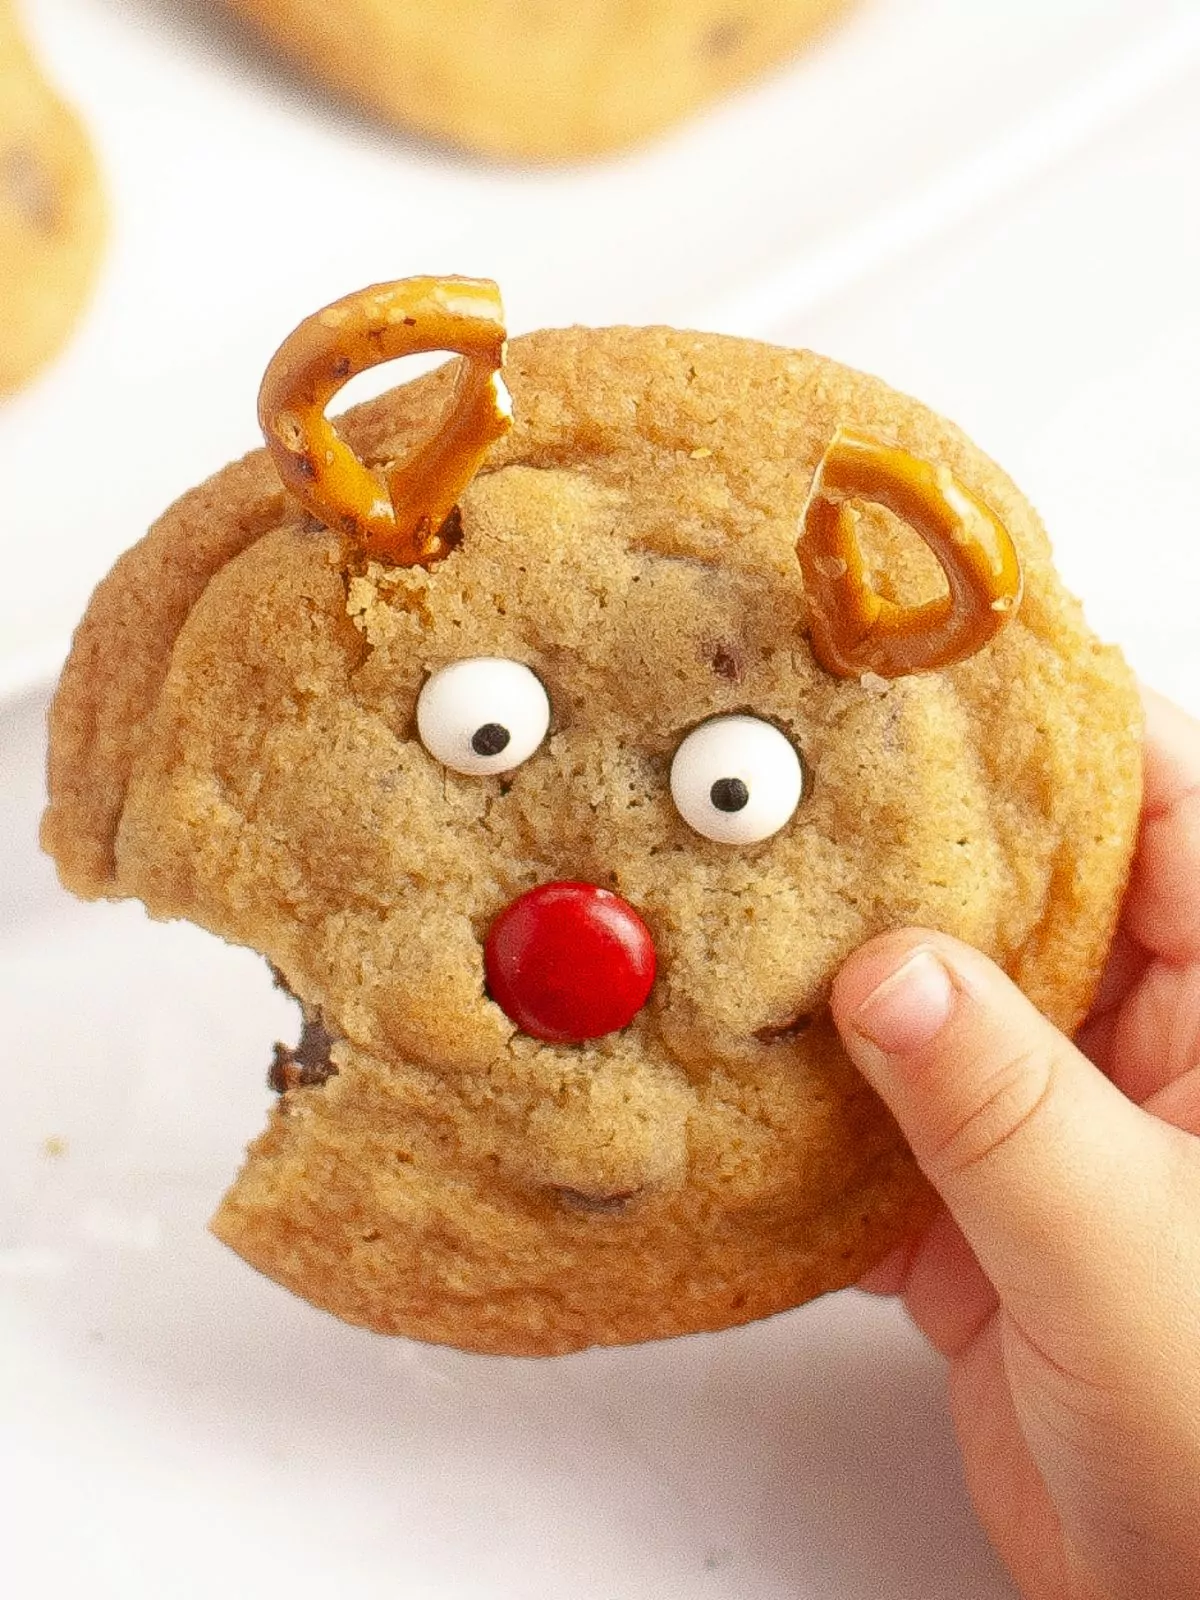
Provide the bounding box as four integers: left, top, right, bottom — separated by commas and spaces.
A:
227, 0, 851, 159
0, 0, 103, 392
43, 278, 1141, 1355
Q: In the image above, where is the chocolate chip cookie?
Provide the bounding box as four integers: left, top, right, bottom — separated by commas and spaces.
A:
0, 0, 103, 392
227, 0, 851, 159
43, 280, 1141, 1354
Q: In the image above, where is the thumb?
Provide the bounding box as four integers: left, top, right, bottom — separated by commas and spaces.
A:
831, 929, 1174, 1358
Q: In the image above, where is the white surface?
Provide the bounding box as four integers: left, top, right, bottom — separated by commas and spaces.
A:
5, 0, 1200, 1594
773, 51, 1200, 716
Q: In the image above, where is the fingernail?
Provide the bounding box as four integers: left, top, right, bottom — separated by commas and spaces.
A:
852, 948, 955, 1056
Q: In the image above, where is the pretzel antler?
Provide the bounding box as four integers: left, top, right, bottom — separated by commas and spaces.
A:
257, 276, 511, 566
798, 429, 1022, 679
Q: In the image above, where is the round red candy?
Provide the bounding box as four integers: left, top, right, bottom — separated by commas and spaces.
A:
484, 881, 656, 1044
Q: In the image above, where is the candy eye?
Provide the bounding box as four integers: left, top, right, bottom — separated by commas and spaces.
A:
670, 715, 804, 844
417, 658, 550, 776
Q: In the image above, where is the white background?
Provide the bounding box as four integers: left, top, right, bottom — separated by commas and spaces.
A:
3, 1, 1199, 1595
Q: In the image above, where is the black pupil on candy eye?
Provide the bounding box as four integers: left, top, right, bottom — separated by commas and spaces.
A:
710, 777, 750, 813
472, 722, 511, 757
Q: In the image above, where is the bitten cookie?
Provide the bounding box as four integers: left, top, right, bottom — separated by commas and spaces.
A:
0, 0, 103, 393
43, 278, 1141, 1356
226, 0, 851, 159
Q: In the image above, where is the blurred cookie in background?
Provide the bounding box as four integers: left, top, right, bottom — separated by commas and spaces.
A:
225, 0, 853, 160
1, 0, 104, 394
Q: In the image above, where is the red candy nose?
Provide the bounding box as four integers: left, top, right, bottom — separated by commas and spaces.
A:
485, 881, 656, 1044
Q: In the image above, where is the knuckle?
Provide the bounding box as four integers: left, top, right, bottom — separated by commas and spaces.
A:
922, 1046, 1059, 1187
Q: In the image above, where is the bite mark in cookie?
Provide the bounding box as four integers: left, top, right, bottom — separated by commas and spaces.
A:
268, 1013, 339, 1094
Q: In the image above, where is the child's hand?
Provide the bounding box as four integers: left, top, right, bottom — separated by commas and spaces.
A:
831, 688, 1200, 1600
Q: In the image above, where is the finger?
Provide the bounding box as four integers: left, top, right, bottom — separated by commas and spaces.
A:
830, 929, 1175, 1376
856, 1238, 918, 1296
1145, 1061, 1200, 1137
1104, 958, 1200, 1106
1082, 928, 1150, 1027
1075, 929, 1150, 1075
855, 1212, 999, 1360
1141, 687, 1200, 817
947, 1314, 1080, 1600
1124, 690, 1200, 962
1074, 1004, 1120, 1077
900, 1207, 998, 1361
